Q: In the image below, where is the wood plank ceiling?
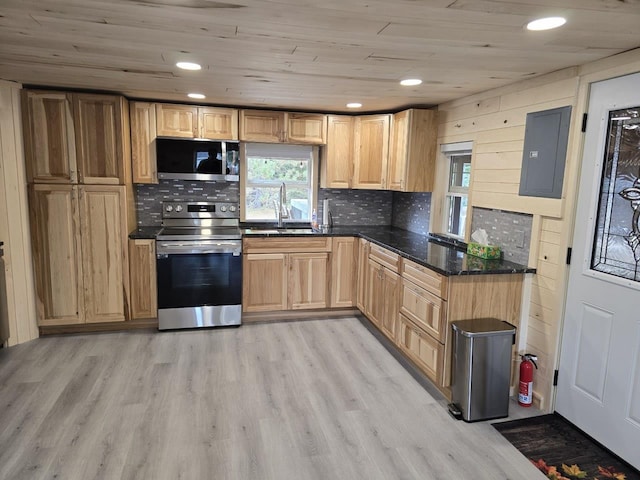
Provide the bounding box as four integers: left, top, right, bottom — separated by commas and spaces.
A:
1, 0, 639, 112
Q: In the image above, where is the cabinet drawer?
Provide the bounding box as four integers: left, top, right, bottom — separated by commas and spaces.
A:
401, 258, 448, 300
243, 237, 331, 253
369, 243, 400, 273
400, 278, 446, 342
396, 313, 444, 385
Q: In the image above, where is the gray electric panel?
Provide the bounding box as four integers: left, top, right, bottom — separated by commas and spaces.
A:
518, 105, 572, 199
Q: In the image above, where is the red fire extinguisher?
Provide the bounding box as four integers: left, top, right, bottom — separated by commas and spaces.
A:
518, 353, 538, 407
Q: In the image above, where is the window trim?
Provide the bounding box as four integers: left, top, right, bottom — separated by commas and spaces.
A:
434, 141, 473, 240
239, 143, 319, 223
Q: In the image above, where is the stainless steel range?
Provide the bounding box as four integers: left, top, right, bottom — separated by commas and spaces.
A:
156, 201, 242, 330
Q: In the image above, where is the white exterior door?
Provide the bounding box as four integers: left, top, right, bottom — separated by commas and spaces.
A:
556, 72, 640, 470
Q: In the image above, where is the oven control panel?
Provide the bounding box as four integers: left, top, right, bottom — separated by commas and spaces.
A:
162, 201, 239, 219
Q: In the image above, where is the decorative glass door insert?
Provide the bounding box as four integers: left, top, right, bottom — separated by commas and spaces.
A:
591, 106, 640, 281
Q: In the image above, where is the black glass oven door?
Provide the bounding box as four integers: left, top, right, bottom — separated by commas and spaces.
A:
157, 252, 242, 309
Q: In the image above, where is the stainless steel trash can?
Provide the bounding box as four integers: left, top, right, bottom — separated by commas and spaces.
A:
450, 318, 516, 422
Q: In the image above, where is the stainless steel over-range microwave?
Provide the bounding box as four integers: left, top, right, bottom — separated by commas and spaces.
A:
156, 138, 240, 181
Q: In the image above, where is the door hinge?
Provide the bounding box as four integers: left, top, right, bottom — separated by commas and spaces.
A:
553, 369, 559, 386
566, 247, 572, 265
581, 113, 588, 132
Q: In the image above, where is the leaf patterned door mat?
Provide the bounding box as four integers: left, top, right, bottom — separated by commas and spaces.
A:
493, 414, 639, 480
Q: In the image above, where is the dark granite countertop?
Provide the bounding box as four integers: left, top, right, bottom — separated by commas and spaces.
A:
129, 226, 162, 239
130, 224, 535, 276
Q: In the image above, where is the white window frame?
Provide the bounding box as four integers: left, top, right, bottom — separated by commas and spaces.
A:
240, 143, 318, 223
440, 141, 473, 240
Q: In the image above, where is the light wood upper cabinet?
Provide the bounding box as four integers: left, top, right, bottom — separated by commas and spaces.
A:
243, 253, 288, 312
29, 184, 130, 326
22, 91, 77, 184
240, 110, 285, 142
387, 109, 438, 192
286, 113, 327, 144
22, 90, 130, 185
289, 252, 329, 309
321, 115, 354, 188
156, 103, 238, 140
29, 184, 84, 325
155, 104, 198, 138
129, 239, 158, 319
73, 94, 129, 185
240, 109, 327, 144
330, 237, 356, 308
199, 107, 238, 140
79, 185, 129, 323
130, 102, 158, 184
353, 114, 390, 189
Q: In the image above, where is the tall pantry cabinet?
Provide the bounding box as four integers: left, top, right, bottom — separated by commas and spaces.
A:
22, 90, 134, 326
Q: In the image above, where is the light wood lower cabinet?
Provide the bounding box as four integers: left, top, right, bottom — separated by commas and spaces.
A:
289, 253, 329, 309
129, 239, 157, 319
356, 238, 370, 312
359, 250, 523, 394
366, 250, 400, 341
397, 313, 444, 385
243, 253, 288, 312
330, 237, 356, 308
29, 184, 130, 326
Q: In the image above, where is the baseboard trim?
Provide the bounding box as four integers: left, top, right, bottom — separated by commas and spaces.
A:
242, 308, 359, 324
39, 318, 158, 336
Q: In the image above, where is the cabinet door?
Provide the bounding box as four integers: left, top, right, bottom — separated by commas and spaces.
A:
156, 103, 198, 138
79, 186, 129, 323
239, 110, 285, 142
366, 258, 385, 326
289, 253, 329, 309
397, 313, 443, 385
73, 94, 126, 184
353, 114, 390, 189
29, 185, 84, 325
400, 278, 446, 342
130, 102, 158, 184
129, 239, 157, 319
287, 113, 327, 144
330, 237, 356, 308
356, 238, 369, 312
243, 253, 288, 312
387, 109, 410, 191
22, 90, 77, 184
380, 267, 400, 340
199, 107, 238, 140
321, 115, 354, 188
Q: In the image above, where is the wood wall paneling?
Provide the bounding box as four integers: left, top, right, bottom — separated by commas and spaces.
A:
0, 82, 39, 344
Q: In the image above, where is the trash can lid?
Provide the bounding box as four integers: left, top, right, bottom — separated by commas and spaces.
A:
451, 318, 516, 337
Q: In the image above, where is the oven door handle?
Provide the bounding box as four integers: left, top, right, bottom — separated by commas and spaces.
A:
156, 242, 241, 256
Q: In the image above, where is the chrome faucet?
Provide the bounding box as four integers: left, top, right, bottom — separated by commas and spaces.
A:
274, 182, 289, 227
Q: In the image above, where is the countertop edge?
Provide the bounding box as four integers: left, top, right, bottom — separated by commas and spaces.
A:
130, 227, 536, 276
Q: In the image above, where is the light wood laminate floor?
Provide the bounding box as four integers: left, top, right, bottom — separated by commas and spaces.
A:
0, 317, 544, 479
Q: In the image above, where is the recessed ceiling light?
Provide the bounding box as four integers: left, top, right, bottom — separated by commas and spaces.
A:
400, 79, 422, 86
526, 17, 566, 31
176, 61, 202, 71
188, 93, 206, 99
346, 102, 362, 109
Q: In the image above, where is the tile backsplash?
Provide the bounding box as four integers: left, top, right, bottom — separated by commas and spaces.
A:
135, 181, 431, 232
318, 189, 393, 226
470, 207, 533, 265
136, 180, 240, 226
391, 192, 431, 235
